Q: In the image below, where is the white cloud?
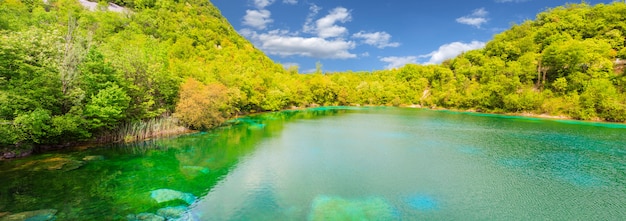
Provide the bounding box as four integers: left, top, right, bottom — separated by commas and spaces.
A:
253, 0, 275, 8
421, 41, 485, 64
283, 0, 297, 4
352, 31, 400, 49
242, 29, 357, 59
239, 4, 398, 61
314, 7, 351, 38
243, 9, 273, 30
303, 4, 322, 33
472, 8, 488, 17
380, 56, 418, 69
456, 8, 488, 28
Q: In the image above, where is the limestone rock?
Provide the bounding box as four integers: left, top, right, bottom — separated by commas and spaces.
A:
127, 213, 165, 221
156, 206, 187, 219
150, 189, 196, 205
0, 209, 57, 221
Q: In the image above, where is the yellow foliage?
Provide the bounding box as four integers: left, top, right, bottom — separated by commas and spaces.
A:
175, 78, 230, 129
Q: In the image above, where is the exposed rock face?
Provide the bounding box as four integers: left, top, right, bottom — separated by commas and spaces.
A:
0, 209, 57, 221
41, 0, 127, 13
616, 58, 626, 74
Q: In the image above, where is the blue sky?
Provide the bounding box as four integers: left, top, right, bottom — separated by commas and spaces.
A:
211, 0, 616, 73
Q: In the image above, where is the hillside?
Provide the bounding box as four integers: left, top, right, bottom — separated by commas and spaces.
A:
1, 1, 626, 156
0, 0, 289, 153
428, 2, 626, 120
302, 2, 626, 121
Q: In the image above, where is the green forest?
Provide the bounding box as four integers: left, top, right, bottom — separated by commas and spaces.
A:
1, 0, 626, 154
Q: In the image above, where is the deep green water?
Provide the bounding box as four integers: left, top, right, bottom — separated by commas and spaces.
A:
1, 107, 626, 220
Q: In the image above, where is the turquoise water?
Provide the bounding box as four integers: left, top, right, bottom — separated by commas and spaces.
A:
1, 107, 626, 220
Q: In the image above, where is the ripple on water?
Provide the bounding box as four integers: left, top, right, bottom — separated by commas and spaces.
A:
379, 132, 410, 139
457, 146, 483, 155
497, 152, 610, 188
552, 169, 607, 187
498, 158, 530, 168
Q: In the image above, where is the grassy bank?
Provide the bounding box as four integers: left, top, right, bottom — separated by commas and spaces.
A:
1, 116, 192, 160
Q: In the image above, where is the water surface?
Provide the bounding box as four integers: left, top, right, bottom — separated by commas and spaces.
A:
1, 107, 625, 220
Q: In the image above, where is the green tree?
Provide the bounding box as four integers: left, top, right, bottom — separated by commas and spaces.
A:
84, 84, 131, 131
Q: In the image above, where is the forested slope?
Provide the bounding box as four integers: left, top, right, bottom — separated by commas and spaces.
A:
0, 0, 289, 151
311, 2, 626, 121
1, 0, 625, 154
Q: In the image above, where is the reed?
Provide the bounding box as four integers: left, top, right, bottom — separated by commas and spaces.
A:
97, 116, 191, 143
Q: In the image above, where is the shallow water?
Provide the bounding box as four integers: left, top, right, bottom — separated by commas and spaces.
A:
1, 107, 625, 220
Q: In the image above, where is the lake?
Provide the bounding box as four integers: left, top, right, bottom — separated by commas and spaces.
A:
1, 107, 625, 220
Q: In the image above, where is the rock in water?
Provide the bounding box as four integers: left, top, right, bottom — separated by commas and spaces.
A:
182, 166, 210, 174
156, 206, 187, 219
0, 209, 57, 221
126, 213, 165, 221
17, 157, 84, 172
150, 189, 196, 205
308, 195, 397, 221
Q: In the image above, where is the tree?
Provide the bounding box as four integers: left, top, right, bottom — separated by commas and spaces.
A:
84, 84, 131, 131
175, 78, 231, 129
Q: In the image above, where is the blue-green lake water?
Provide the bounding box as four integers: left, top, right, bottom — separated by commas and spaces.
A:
1, 107, 626, 220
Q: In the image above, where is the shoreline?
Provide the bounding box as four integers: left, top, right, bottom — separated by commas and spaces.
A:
1, 128, 196, 160
416, 106, 621, 123
2, 105, 624, 160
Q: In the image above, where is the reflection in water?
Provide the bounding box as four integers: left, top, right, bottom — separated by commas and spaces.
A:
1, 107, 625, 220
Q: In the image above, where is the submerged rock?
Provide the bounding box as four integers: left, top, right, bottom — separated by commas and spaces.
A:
156, 206, 187, 219
82, 155, 104, 161
150, 189, 196, 205
0, 209, 57, 221
308, 195, 397, 221
16, 157, 84, 172
127, 213, 165, 221
404, 194, 438, 211
247, 123, 266, 130
1, 150, 32, 159
168, 212, 197, 221
181, 166, 209, 174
